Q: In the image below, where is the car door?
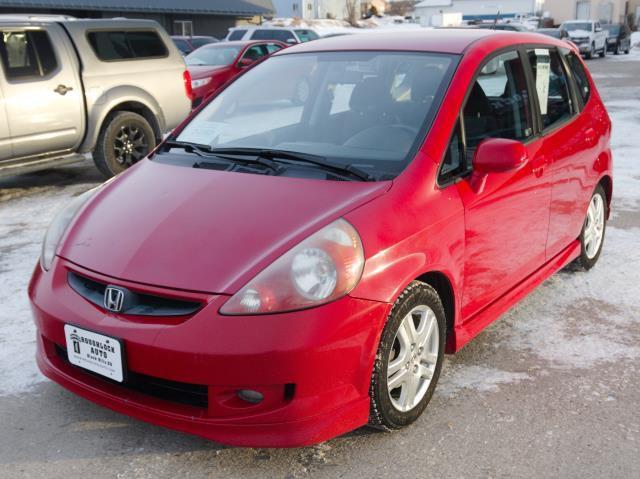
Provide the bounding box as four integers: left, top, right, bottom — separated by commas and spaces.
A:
451, 49, 551, 319
542, 48, 603, 258
0, 80, 11, 160
0, 24, 84, 159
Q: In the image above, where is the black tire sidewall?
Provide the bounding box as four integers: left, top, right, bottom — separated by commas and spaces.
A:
369, 282, 446, 429
94, 112, 156, 178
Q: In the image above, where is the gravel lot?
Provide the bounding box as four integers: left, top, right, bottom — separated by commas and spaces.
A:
1, 50, 639, 479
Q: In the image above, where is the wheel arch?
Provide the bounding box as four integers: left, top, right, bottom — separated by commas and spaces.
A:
414, 271, 457, 353
80, 88, 166, 153
598, 174, 613, 216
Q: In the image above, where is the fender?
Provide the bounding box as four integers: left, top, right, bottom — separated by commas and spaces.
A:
79, 85, 165, 153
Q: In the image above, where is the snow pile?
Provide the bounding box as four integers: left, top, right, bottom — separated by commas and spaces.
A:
631, 31, 640, 47
0, 183, 98, 396
264, 16, 424, 37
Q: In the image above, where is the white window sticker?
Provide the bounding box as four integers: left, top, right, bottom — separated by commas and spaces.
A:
534, 49, 551, 116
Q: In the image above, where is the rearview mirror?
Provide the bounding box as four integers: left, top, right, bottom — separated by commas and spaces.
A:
470, 139, 529, 193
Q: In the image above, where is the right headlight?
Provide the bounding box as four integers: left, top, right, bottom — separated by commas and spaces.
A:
220, 218, 365, 315
40, 188, 97, 271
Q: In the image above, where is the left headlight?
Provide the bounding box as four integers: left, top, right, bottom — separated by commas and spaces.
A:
40, 188, 97, 271
220, 218, 365, 315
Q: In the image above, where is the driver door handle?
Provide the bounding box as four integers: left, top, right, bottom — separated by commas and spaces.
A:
54, 84, 73, 96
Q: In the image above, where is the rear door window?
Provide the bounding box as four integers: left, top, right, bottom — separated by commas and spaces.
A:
565, 51, 591, 105
251, 29, 295, 42
88, 30, 168, 61
0, 30, 58, 81
527, 48, 574, 130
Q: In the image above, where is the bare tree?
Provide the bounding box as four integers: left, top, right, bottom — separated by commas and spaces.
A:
386, 0, 418, 17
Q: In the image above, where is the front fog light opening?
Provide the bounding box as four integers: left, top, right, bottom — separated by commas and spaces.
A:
237, 389, 264, 404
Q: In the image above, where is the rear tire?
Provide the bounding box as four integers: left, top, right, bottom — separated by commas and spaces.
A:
93, 111, 156, 178
369, 281, 446, 430
614, 44, 620, 55
572, 184, 607, 271
599, 46, 606, 58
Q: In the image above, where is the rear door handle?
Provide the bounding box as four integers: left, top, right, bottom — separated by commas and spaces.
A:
54, 84, 73, 95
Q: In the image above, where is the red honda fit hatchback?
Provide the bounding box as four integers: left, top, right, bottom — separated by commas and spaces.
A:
30, 30, 612, 447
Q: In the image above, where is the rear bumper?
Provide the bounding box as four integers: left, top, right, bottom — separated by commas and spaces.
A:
30, 258, 390, 447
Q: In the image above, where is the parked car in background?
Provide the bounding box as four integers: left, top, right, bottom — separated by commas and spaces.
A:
225, 26, 319, 44
186, 40, 286, 108
0, 16, 191, 178
561, 20, 608, 59
171, 35, 219, 56
477, 22, 529, 32
603, 23, 631, 54
536, 27, 569, 40
31, 29, 612, 447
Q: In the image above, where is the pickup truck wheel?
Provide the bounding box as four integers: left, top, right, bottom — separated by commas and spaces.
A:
368, 281, 445, 431
94, 111, 156, 178
599, 46, 606, 58
586, 43, 595, 59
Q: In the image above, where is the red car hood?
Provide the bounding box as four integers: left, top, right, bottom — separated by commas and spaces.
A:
59, 159, 389, 294
188, 65, 229, 79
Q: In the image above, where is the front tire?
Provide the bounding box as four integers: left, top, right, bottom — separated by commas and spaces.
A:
369, 281, 446, 430
93, 111, 156, 178
573, 184, 607, 270
599, 45, 606, 58
586, 43, 595, 59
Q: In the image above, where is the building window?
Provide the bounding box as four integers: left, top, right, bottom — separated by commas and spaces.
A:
173, 20, 193, 36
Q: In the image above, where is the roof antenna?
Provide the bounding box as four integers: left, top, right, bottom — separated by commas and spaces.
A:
493, 10, 501, 27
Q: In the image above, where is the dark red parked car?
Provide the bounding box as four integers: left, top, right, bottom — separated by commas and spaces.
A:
186, 40, 287, 108
31, 30, 612, 447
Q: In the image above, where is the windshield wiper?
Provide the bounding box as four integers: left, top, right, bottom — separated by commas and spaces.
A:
207, 147, 376, 182
162, 140, 285, 174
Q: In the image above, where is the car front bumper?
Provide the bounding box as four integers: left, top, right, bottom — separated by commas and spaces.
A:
30, 258, 390, 447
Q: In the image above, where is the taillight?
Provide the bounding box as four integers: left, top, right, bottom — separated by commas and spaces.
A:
183, 70, 193, 101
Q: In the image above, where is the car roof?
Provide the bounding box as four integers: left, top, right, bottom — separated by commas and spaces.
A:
198, 40, 284, 48
276, 29, 564, 56
229, 25, 314, 31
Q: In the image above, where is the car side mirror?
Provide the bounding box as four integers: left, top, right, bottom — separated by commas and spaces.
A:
238, 57, 254, 68
595, 27, 602, 32
286, 38, 297, 45
470, 139, 529, 193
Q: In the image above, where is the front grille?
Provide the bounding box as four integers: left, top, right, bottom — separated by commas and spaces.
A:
68, 271, 202, 317
55, 344, 208, 408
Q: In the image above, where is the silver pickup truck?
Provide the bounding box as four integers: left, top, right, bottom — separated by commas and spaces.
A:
0, 15, 191, 178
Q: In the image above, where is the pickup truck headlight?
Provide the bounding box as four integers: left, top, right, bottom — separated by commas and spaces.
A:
191, 78, 212, 89
220, 219, 365, 315
40, 188, 96, 271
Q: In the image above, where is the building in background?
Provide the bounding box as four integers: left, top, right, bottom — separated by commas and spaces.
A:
542, 0, 640, 26
270, 0, 386, 20
0, 0, 275, 38
414, 0, 543, 26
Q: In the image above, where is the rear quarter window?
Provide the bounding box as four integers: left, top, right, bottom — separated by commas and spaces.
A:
87, 30, 168, 61
565, 52, 591, 105
228, 29, 247, 41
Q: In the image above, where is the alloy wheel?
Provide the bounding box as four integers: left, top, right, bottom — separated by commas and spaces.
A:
584, 193, 605, 259
114, 123, 149, 166
387, 305, 439, 412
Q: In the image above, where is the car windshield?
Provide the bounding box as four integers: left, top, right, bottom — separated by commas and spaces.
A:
186, 45, 241, 66
604, 24, 620, 34
295, 29, 320, 42
563, 22, 591, 32
175, 51, 456, 179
